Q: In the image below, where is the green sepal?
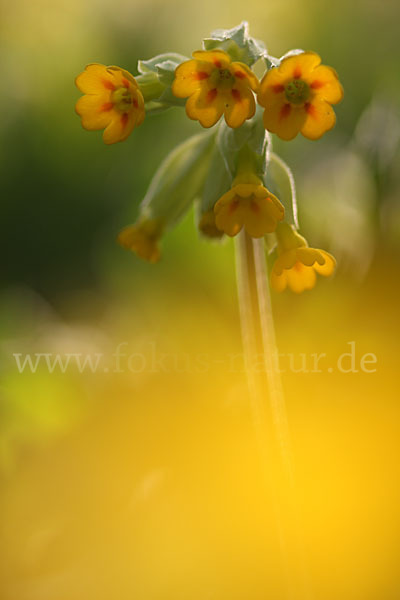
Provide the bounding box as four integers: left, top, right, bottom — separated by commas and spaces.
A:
138, 53, 189, 77
216, 110, 270, 179
201, 145, 231, 213
203, 21, 266, 66
137, 53, 189, 112
139, 131, 215, 230
264, 153, 299, 228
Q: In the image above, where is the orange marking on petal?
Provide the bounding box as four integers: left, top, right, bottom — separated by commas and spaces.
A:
214, 60, 222, 68
250, 200, 260, 213
229, 200, 240, 214
305, 102, 317, 118
234, 70, 246, 79
207, 88, 218, 103
232, 89, 241, 102
271, 84, 285, 93
103, 79, 115, 90
133, 98, 139, 108
310, 80, 324, 89
293, 66, 302, 79
100, 102, 113, 112
122, 78, 130, 88
294, 262, 304, 272
279, 104, 291, 120
195, 71, 209, 80
121, 113, 129, 128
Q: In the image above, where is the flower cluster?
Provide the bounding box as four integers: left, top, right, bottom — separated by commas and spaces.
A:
75, 23, 342, 293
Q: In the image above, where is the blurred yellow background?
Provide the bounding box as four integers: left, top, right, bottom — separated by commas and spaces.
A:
1, 0, 400, 598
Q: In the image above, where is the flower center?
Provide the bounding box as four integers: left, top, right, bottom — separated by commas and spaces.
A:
111, 87, 133, 112
284, 79, 310, 104
210, 68, 235, 89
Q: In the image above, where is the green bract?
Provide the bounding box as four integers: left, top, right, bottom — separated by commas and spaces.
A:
137, 131, 215, 230
203, 21, 266, 66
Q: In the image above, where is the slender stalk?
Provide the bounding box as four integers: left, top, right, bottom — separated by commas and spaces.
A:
235, 230, 311, 600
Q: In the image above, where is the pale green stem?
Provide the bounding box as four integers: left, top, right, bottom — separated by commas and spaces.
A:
235, 230, 312, 600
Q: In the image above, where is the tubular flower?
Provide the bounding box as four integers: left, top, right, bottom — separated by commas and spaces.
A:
214, 173, 284, 238
117, 219, 163, 263
198, 210, 224, 239
258, 52, 343, 141
172, 49, 259, 128
271, 223, 336, 293
75, 64, 145, 144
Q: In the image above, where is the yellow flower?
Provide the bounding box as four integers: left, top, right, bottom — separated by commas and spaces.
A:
75, 64, 145, 145
172, 49, 259, 128
258, 52, 343, 141
198, 210, 224, 239
117, 220, 162, 263
214, 173, 284, 238
271, 223, 336, 293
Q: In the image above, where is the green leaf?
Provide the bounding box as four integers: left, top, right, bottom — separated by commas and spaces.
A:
203, 21, 266, 66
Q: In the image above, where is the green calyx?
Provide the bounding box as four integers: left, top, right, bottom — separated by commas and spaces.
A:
284, 79, 310, 105
136, 72, 166, 102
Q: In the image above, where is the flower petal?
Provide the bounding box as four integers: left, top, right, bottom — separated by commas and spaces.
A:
103, 111, 137, 144
286, 263, 316, 293
224, 85, 256, 128
231, 62, 260, 92
313, 250, 336, 276
75, 63, 116, 95
242, 195, 283, 237
271, 270, 288, 292
192, 49, 231, 67
296, 247, 325, 267
301, 97, 336, 140
307, 65, 344, 104
172, 59, 213, 98
272, 250, 297, 275
277, 52, 321, 80
185, 86, 225, 128
75, 94, 115, 130
263, 99, 307, 141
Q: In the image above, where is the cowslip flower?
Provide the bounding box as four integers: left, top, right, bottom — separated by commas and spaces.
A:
271, 223, 336, 293
214, 174, 284, 238
172, 49, 259, 128
258, 52, 343, 141
118, 219, 163, 263
75, 64, 145, 145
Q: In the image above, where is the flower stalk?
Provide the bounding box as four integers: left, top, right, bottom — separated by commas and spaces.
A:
235, 230, 311, 600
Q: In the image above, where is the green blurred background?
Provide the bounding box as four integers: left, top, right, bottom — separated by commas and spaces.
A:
1, 1, 400, 599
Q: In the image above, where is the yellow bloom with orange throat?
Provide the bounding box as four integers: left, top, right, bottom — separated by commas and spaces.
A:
214, 174, 284, 238
271, 223, 336, 293
258, 52, 343, 141
172, 49, 259, 128
213, 144, 284, 238
75, 64, 145, 145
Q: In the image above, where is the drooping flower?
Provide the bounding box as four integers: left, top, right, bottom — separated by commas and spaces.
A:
214, 177, 284, 238
198, 210, 224, 239
172, 49, 259, 128
258, 52, 343, 141
214, 143, 284, 237
118, 219, 163, 263
75, 64, 145, 144
270, 223, 336, 293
